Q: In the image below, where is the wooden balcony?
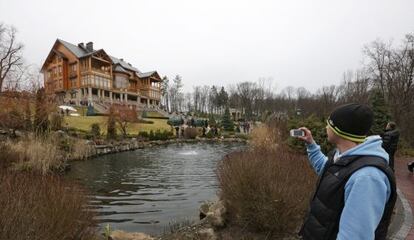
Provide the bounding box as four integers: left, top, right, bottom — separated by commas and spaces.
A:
81, 68, 111, 78
69, 71, 77, 78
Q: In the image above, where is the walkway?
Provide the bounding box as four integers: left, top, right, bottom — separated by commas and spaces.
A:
394, 157, 414, 239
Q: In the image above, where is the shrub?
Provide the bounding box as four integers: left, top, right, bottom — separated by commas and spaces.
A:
149, 130, 155, 140
5, 135, 65, 174
0, 141, 19, 169
0, 171, 97, 240
217, 122, 317, 237
249, 124, 280, 151
50, 112, 63, 131
69, 139, 93, 160
0, 95, 27, 135
138, 131, 149, 138
209, 114, 217, 127
34, 88, 50, 134
90, 123, 101, 138
184, 127, 198, 139
107, 106, 117, 139
206, 130, 215, 139
146, 129, 174, 141
217, 145, 316, 237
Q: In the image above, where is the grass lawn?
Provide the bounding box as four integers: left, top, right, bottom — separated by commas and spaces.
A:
64, 116, 171, 135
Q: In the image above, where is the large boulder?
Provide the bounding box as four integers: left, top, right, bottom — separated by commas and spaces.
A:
205, 201, 226, 228
199, 201, 227, 228
199, 201, 213, 220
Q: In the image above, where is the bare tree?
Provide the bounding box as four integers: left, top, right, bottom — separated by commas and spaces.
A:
113, 104, 137, 137
200, 85, 210, 113
160, 76, 170, 112
0, 24, 24, 92
193, 86, 201, 113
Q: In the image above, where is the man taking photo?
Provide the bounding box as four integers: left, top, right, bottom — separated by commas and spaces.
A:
297, 103, 396, 240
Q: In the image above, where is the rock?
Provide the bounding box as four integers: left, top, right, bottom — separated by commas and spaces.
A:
110, 230, 154, 240
197, 228, 217, 240
199, 201, 212, 220
206, 201, 226, 228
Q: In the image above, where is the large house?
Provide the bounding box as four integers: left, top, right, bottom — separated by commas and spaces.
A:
41, 39, 162, 112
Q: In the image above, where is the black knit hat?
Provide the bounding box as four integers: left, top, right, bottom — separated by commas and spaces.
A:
327, 103, 373, 142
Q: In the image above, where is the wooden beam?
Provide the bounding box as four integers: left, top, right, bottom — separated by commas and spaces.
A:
77, 61, 81, 88
92, 56, 110, 63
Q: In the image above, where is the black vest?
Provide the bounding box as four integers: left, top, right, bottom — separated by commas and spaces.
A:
300, 152, 396, 240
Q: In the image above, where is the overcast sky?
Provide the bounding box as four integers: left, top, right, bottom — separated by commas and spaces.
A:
1, 0, 413, 92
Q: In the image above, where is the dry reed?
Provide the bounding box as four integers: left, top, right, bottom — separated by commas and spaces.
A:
0, 170, 97, 240
217, 124, 316, 237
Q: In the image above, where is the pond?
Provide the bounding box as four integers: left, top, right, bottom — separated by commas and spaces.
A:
66, 142, 246, 236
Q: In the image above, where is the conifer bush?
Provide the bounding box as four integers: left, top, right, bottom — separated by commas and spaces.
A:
221, 107, 234, 131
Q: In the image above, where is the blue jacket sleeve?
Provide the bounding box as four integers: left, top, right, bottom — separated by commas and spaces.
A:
337, 167, 391, 240
306, 142, 328, 176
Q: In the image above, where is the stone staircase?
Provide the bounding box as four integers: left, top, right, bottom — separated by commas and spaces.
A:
93, 102, 110, 114
91, 101, 170, 119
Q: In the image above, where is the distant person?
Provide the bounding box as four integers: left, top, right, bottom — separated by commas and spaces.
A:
181, 126, 185, 138
175, 126, 179, 138
202, 126, 206, 137
191, 118, 195, 127
297, 103, 396, 240
381, 121, 400, 171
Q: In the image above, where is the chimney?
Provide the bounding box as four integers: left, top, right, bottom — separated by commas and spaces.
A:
86, 42, 93, 52
120, 58, 124, 62
78, 42, 85, 49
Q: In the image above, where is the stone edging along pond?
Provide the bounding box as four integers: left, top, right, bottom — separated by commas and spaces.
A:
79, 137, 248, 160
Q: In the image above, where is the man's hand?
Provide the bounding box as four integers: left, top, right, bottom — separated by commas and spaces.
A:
298, 127, 315, 144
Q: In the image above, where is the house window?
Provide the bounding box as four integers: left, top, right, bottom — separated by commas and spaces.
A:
70, 63, 77, 73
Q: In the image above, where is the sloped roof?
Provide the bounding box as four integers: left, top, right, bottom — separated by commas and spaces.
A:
113, 64, 131, 74
57, 39, 94, 58
138, 71, 156, 78
110, 56, 140, 73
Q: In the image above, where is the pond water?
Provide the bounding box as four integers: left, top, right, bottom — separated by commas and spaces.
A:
66, 142, 246, 236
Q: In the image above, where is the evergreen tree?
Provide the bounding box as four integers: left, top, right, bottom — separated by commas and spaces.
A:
86, 105, 95, 116
218, 86, 229, 114
221, 107, 234, 131
369, 89, 390, 135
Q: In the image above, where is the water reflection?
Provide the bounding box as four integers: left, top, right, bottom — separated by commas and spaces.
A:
66, 142, 245, 236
